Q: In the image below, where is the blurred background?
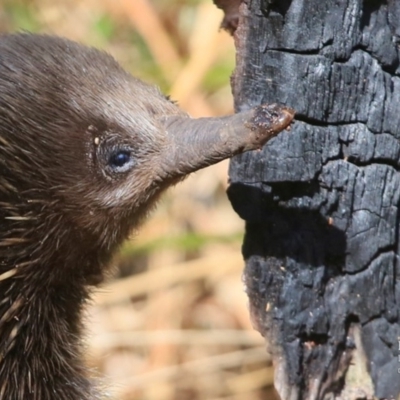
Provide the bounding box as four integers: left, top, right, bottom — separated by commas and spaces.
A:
0, 1, 277, 399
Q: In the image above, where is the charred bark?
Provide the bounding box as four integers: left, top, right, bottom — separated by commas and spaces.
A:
223, 0, 400, 399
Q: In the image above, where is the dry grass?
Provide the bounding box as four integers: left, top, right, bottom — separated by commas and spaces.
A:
0, 0, 278, 398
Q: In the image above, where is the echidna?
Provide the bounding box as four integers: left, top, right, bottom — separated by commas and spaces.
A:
0, 33, 293, 399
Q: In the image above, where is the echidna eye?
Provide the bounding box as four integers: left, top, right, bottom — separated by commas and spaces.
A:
108, 150, 134, 172
109, 151, 130, 167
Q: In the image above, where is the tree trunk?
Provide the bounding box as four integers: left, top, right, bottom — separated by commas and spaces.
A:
218, 0, 400, 399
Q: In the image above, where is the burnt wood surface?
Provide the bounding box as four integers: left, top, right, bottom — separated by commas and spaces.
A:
224, 1, 400, 399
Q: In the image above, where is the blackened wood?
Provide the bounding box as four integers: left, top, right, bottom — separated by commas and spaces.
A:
225, 1, 400, 399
